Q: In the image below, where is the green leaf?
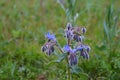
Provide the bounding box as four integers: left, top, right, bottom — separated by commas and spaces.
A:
71, 66, 83, 74
11, 62, 16, 77
46, 53, 67, 67
56, 53, 67, 62
79, 73, 89, 80
12, 30, 21, 38
104, 20, 110, 42
71, 66, 89, 80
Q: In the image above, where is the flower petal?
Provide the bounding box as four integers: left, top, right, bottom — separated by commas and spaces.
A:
63, 45, 71, 52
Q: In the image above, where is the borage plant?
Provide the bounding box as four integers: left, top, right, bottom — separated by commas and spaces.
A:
41, 23, 90, 80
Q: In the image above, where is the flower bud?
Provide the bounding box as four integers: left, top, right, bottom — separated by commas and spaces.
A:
41, 46, 46, 52
81, 27, 86, 34
45, 46, 54, 56
51, 46, 54, 52
85, 52, 89, 59
73, 35, 83, 42
86, 46, 91, 53
66, 23, 72, 30
80, 51, 89, 59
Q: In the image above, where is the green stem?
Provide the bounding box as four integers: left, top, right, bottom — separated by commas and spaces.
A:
67, 39, 71, 80
67, 55, 71, 80
56, 41, 71, 80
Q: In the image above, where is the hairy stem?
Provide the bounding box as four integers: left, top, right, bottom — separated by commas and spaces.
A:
56, 41, 71, 80
67, 55, 71, 80
67, 39, 71, 80
56, 43, 64, 54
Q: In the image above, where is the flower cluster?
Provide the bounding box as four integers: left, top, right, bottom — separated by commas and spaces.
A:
76, 43, 91, 59
41, 32, 56, 55
63, 43, 90, 65
64, 23, 86, 42
41, 23, 91, 66
63, 45, 78, 65
64, 23, 90, 65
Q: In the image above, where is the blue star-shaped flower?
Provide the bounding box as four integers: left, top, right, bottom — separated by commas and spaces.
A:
63, 45, 71, 52
45, 32, 56, 41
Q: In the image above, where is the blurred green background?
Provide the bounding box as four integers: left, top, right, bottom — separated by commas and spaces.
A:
0, 0, 120, 80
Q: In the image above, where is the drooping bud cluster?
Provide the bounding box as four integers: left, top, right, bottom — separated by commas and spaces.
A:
41, 32, 56, 56
76, 43, 91, 59
63, 43, 90, 65
63, 45, 78, 65
64, 23, 86, 42
64, 23, 74, 40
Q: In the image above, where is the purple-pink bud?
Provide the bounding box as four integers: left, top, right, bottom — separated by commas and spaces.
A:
81, 27, 86, 34
86, 46, 91, 53
66, 23, 72, 30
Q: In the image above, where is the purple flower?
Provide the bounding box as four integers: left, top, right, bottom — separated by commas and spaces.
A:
80, 51, 89, 59
63, 44, 78, 65
45, 32, 56, 41
72, 27, 85, 42
63, 45, 71, 52
75, 43, 84, 51
41, 42, 55, 56
75, 44, 90, 59
69, 53, 78, 65
86, 46, 91, 53
73, 35, 79, 42
45, 46, 54, 56
80, 45, 90, 59
64, 23, 74, 40
73, 35, 83, 42
76, 46, 83, 51
83, 45, 91, 52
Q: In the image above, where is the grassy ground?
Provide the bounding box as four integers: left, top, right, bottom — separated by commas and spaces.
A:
0, 0, 120, 80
